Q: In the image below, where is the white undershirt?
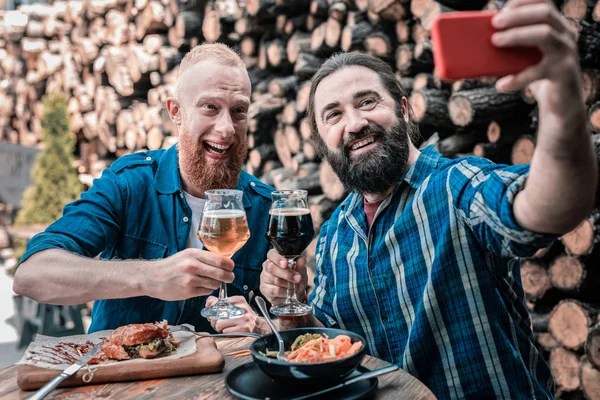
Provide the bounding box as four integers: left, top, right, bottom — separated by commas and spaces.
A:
183, 191, 206, 250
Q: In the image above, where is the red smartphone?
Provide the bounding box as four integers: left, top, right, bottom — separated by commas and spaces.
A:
431, 11, 543, 81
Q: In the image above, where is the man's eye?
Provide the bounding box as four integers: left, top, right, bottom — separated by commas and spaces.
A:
234, 108, 247, 114
326, 111, 341, 121
360, 99, 376, 107
203, 104, 217, 110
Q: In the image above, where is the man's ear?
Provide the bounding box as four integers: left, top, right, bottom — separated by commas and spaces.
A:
400, 97, 410, 124
166, 97, 182, 125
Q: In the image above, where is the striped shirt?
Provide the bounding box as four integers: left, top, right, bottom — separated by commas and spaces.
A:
308, 146, 558, 399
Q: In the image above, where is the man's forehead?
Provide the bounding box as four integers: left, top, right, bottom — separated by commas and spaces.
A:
179, 61, 251, 99
314, 66, 384, 108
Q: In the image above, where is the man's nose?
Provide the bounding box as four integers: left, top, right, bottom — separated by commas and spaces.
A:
215, 111, 235, 137
344, 109, 368, 137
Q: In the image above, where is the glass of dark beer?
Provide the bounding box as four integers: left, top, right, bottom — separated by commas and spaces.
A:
266, 190, 315, 317
199, 189, 251, 320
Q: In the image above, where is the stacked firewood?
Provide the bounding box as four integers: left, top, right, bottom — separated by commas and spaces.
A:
521, 208, 600, 400
0, 0, 599, 204
0, 0, 600, 395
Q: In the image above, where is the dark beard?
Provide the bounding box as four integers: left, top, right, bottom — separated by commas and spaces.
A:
178, 129, 247, 192
319, 119, 410, 195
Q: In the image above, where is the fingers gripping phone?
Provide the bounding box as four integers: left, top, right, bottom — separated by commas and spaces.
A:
431, 11, 543, 80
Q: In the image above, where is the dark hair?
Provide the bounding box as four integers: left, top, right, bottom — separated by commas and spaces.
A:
306, 52, 420, 150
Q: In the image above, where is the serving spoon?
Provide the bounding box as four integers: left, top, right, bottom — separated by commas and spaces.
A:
255, 297, 287, 361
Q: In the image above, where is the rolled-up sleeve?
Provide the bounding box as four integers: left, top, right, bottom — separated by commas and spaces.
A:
18, 167, 124, 265
308, 222, 338, 327
452, 160, 559, 258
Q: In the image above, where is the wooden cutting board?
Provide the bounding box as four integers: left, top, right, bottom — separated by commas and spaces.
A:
17, 336, 224, 391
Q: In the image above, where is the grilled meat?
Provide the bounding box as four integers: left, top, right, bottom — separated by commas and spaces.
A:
101, 321, 180, 361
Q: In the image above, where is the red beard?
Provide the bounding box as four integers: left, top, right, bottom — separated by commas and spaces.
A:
178, 129, 247, 193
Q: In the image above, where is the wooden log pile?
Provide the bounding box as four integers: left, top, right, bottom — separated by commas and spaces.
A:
1, 1, 600, 394
522, 209, 600, 400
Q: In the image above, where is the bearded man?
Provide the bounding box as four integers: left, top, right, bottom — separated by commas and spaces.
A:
258, 1, 597, 398
14, 43, 273, 334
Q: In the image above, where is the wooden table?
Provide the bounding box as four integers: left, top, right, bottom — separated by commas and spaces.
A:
0, 338, 436, 400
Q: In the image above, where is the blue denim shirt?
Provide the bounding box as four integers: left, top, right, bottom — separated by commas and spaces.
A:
19, 145, 274, 333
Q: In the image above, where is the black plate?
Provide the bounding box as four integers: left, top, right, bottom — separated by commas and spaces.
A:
225, 362, 377, 400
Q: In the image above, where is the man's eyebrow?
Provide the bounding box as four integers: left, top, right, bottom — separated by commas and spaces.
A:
354, 90, 381, 100
320, 101, 340, 122
193, 94, 250, 108
235, 98, 250, 108
194, 94, 213, 106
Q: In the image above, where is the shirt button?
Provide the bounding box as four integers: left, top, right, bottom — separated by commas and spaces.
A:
146, 156, 151, 161
243, 285, 248, 291
250, 182, 256, 187
179, 192, 184, 198
368, 261, 375, 270
183, 216, 189, 223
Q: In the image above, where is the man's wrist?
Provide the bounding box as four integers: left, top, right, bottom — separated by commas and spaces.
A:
127, 260, 152, 298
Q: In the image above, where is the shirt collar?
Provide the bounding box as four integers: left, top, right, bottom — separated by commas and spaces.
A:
155, 144, 252, 209
341, 144, 442, 211
402, 145, 442, 190
234, 172, 253, 209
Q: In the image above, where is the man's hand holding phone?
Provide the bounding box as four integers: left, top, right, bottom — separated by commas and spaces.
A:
432, 0, 581, 99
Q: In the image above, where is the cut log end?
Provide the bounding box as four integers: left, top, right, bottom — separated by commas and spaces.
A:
561, 218, 595, 256
411, 0, 434, 18
562, 0, 589, 20
549, 300, 591, 350
550, 347, 581, 391
582, 69, 599, 104
364, 34, 391, 57
581, 357, 600, 400
585, 323, 600, 370
520, 259, 551, 301
510, 135, 535, 165
267, 41, 284, 67
487, 121, 501, 143
202, 11, 221, 43
319, 161, 345, 201
537, 332, 558, 352
549, 255, 585, 291
396, 20, 411, 43
448, 95, 473, 127
409, 91, 427, 122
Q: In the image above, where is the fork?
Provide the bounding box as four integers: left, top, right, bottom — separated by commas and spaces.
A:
169, 324, 261, 339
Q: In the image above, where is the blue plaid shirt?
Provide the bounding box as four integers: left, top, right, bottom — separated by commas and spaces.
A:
308, 146, 558, 399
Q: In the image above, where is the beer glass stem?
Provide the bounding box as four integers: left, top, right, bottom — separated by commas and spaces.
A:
217, 255, 231, 306
219, 282, 228, 303
287, 258, 299, 302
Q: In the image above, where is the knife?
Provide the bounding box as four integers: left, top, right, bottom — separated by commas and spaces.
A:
28, 342, 103, 400
289, 364, 400, 400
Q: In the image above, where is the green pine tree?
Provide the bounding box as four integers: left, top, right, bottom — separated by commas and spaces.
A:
15, 93, 83, 226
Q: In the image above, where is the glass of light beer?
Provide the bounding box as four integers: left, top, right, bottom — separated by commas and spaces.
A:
199, 189, 251, 320
266, 190, 315, 317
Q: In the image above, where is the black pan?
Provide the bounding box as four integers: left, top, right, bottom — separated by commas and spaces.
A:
249, 327, 367, 384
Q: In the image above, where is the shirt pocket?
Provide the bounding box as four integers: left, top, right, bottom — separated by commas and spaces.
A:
114, 234, 168, 260
230, 262, 262, 295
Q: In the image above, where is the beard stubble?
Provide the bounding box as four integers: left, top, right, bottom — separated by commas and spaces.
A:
317, 115, 411, 195
178, 126, 247, 193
